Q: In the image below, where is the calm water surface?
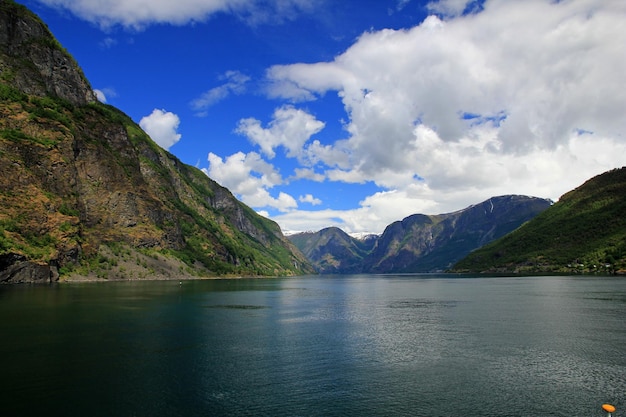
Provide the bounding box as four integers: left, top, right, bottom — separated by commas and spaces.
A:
1, 275, 624, 416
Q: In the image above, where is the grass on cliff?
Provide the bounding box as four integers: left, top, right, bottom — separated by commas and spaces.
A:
1, 81, 306, 277
0, 218, 57, 260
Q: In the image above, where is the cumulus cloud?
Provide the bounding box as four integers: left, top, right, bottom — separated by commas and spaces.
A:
34, 0, 319, 28
261, 0, 626, 232
139, 109, 182, 150
274, 131, 625, 234
273, 191, 428, 235
426, 0, 477, 17
292, 167, 325, 182
299, 194, 322, 205
205, 151, 297, 212
51, 0, 626, 235
93, 89, 107, 103
191, 71, 250, 116
236, 105, 325, 159
93, 87, 117, 103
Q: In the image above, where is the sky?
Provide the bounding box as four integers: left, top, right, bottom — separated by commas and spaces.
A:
17, 0, 626, 235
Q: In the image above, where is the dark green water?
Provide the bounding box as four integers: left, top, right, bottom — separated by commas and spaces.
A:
1, 275, 624, 416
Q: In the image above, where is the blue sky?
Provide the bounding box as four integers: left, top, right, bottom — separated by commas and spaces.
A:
18, 0, 626, 234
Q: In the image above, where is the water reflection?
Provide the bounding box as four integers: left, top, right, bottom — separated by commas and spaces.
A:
0, 275, 624, 416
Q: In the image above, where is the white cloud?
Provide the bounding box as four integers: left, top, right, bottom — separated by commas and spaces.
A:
236, 105, 325, 159
35, 0, 319, 28
273, 191, 428, 235
139, 109, 182, 150
299, 194, 322, 205
93, 89, 107, 103
93, 87, 117, 103
261, 0, 626, 232
395, 0, 411, 12
54, 0, 626, 235
302, 139, 352, 170
272, 131, 626, 234
426, 0, 474, 17
292, 167, 325, 182
99, 37, 117, 48
191, 70, 250, 115
272, 208, 350, 235
205, 151, 297, 212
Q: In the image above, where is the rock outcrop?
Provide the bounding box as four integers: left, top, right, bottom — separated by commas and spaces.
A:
0, 0, 96, 105
0, 253, 58, 283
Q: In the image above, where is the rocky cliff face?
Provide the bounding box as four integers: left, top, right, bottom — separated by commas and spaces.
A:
288, 227, 376, 274
0, 1, 96, 105
0, 0, 313, 283
364, 195, 552, 272
289, 196, 552, 273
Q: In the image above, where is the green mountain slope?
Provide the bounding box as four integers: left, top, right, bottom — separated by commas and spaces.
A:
289, 196, 551, 273
453, 168, 626, 274
0, 0, 313, 282
364, 195, 551, 273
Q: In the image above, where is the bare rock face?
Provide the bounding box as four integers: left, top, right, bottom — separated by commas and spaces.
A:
0, 0, 96, 105
363, 195, 552, 273
0, 253, 58, 283
208, 185, 281, 246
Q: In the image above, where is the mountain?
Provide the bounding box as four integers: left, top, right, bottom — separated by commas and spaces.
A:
453, 168, 626, 274
288, 195, 552, 273
0, 0, 314, 283
366, 195, 552, 273
287, 227, 377, 274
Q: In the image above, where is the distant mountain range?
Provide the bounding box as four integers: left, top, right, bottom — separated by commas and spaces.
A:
0, 0, 314, 283
453, 167, 626, 274
289, 195, 552, 273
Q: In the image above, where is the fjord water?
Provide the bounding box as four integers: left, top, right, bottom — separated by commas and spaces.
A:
1, 275, 624, 417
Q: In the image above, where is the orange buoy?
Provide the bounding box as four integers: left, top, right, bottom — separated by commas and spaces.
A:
602, 404, 616, 413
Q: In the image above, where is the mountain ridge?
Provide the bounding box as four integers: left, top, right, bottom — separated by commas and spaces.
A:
288, 195, 552, 273
452, 167, 626, 274
0, 0, 314, 283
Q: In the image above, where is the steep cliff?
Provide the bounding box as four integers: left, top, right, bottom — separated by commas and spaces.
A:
0, 1, 95, 105
0, 0, 313, 283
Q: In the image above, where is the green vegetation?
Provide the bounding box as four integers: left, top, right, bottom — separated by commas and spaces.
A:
453, 168, 626, 274
0, 82, 27, 102
1, 128, 34, 142
0, 218, 57, 260
28, 95, 73, 128
58, 203, 80, 217
291, 197, 551, 274
0, 0, 31, 17
0, 0, 313, 282
0, 87, 311, 279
